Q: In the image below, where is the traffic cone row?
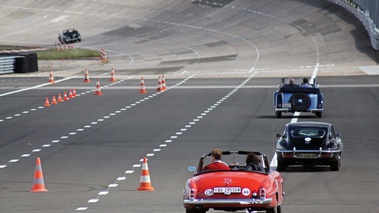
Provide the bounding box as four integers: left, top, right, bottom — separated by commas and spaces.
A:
156, 75, 167, 92
28, 156, 155, 193
44, 89, 76, 107
161, 75, 167, 91
47, 68, 169, 101
139, 75, 168, 94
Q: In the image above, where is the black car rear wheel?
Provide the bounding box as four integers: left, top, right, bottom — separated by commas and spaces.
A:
330, 157, 341, 171
290, 93, 311, 111
276, 160, 287, 171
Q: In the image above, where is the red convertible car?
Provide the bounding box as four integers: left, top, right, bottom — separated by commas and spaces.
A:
183, 151, 284, 213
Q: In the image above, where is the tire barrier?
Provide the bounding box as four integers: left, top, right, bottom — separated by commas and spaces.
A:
0, 56, 15, 74
0, 52, 38, 73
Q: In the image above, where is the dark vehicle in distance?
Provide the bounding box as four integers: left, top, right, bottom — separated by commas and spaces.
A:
276, 122, 342, 171
58, 29, 81, 44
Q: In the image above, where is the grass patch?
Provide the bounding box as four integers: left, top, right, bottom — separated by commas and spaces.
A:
37, 48, 100, 60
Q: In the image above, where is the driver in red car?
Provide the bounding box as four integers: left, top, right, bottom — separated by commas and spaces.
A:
203, 148, 231, 171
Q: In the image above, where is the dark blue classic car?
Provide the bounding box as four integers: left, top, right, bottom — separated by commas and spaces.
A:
276, 122, 343, 171
273, 78, 323, 118
58, 29, 81, 44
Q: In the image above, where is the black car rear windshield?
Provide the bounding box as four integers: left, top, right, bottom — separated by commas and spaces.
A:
290, 128, 326, 138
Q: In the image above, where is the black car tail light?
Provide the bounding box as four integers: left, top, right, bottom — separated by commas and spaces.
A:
282, 153, 293, 158
322, 153, 333, 158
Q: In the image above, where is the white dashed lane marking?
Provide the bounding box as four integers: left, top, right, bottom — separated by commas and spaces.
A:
0, 77, 140, 169
75, 73, 257, 211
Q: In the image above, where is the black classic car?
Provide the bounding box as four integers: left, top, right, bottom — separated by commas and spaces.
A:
276, 122, 343, 171
58, 29, 81, 44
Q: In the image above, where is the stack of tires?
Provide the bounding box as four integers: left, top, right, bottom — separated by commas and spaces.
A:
0, 52, 38, 73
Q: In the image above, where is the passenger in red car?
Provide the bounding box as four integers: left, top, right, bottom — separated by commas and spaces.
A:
245, 152, 264, 172
203, 148, 231, 171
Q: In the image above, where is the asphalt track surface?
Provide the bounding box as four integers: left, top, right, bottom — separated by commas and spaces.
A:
1, 1, 379, 213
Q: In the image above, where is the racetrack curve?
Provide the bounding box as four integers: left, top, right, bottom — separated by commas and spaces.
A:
1, 0, 379, 213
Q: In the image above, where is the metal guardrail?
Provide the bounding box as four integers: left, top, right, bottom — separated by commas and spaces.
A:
0, 56, 15, 74
329, 0, 379, 50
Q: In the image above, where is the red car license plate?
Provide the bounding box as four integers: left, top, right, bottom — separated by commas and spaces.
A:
213, 187, 241, 194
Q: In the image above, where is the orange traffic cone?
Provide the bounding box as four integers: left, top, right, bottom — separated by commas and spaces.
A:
100, 48, 108, 62
156, 76, 163, 92
139, 77, 147, 94
57, 93, 63, 102
72, 89, 77, 97
55, 41, 59, 50
48, 70, 55, 83
44, 97, 51, 107
137, 157, 154, 191
83, 68, 91, 83
95, 79, 103, 95
161, 75, 167, 91
51, 95, 58, 105
30, 157, 48, 192
69, 90, 74, 99
63, 91, 69, 101
110, 68, 117, 82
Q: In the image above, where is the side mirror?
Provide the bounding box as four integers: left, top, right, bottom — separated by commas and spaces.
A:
276, 133, 282, 138
188, 166, 196, 172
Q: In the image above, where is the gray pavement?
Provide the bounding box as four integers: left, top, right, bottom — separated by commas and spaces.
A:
1, 1, 379, 213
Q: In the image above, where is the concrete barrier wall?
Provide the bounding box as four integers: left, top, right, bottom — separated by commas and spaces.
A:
329, 0, 379, 50
353, 0, 379, 27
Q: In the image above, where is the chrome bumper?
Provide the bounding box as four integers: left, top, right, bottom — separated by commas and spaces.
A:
184, 198, 272, 205
275, 108, 323, 112
276, 147, 341, 159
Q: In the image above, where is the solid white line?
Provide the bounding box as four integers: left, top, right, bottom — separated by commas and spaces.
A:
0, 77, 75, 97
270, 111, 301, 168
